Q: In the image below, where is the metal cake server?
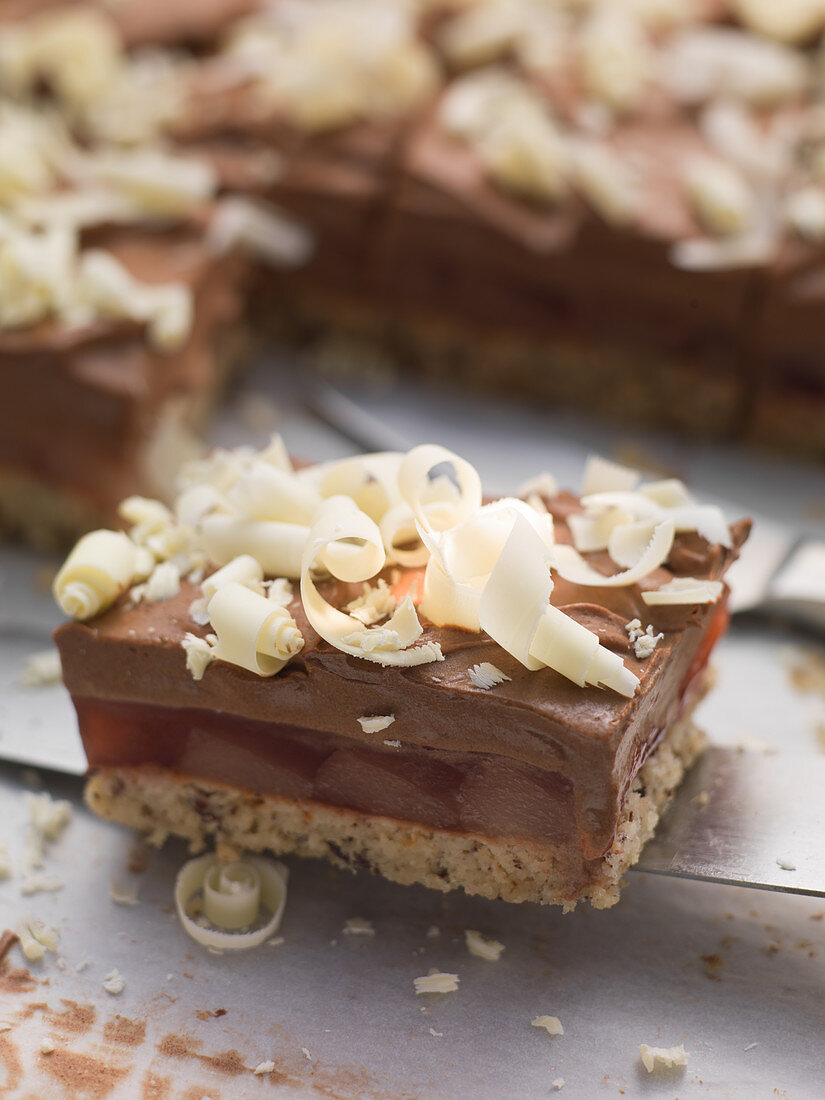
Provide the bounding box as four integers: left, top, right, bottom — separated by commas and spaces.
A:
634, 747, 825, 898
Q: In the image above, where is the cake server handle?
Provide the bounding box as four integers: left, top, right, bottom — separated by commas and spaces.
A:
634, 747, 825, 897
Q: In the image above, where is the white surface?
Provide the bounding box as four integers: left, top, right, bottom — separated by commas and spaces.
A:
1, 359, 824, 1098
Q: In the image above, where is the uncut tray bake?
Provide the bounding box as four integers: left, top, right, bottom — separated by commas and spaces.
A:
1, 1, 825, 550
53, 445, 748, 910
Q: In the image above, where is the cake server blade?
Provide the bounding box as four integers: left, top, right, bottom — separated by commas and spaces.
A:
634, 746, 825, 897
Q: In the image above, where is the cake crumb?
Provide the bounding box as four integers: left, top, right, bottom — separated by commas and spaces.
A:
464, 929, 505, 961
383, 739, 401, 748
302, 1047, 312, 1062
267, 937, 285, 947
102, 969, 125, 995
532, 1016, 564, 1037
639, 1043, 687, 1073
428, 1028, 443, 1037
552, 1080, 565, 1091
776, 857, 797, 871
343, 918, 374, 936
19, 649, 62, 687
744, 1042, 758, 1052
75, 955, 91, 972
40, 1039, 55, 1055
468, 662, 512, 689
414, 970, 459, 995
253, 1060, 276, 1075
357, 715, 395, 734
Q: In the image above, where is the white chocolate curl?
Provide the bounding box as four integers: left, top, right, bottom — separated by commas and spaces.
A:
479, 517, 639, 696
201, 554, 264, 602
53, 530, 150, 620
175, 854, 288, 950
207, 582, 303, 676
300, 495, 443, 667
642, 577, 724, 605
199, 514, 309, 579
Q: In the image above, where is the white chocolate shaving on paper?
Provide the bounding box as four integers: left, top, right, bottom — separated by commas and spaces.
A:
414, 970, 460, 995
28, 792, 72, 843
175, 855, 289, 950
465, 929, 505, 961
532, 1015, 564, 1036
468, 662, 511, 689
102, 969, 126, 995
357, 715, 396, 734
642, 577, 724, 605
16, 916, 60, 961
19, 649, 62, 687
639, 1043, 688, 1072
343, 917, 375, 936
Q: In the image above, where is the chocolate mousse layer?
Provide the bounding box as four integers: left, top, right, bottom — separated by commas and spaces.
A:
56, 504, 749, 867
